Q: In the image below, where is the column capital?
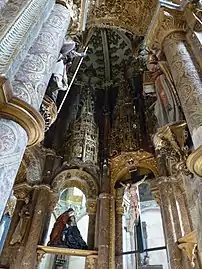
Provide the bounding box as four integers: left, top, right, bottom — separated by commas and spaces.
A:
146, 6, 187, 50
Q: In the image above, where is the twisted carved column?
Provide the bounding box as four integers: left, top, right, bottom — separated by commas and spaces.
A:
0, 2, 70, 220
115, 189, 124, 269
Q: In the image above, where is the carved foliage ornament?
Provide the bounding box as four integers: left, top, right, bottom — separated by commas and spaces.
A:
40, 95, 57, 132
146, 6, 187, 50
87, 0, 158, 35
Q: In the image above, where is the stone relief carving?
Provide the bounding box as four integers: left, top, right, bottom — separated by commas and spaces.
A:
52, 169, 99, 200
0, 0, 53, 79
0, 119, 28, 220
13, 4, 71, 111
87, 0, 158, 35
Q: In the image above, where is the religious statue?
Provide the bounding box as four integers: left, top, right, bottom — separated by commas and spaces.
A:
144, 53, 183, 127
48, 208, 87, 249
10, 197, 32, 245
47, 39, 86, 102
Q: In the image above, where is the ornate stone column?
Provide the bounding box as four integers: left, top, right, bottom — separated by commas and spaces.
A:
87, 199, 97, 250
0, 2, 70, 220
158, 177, 184, 269
115, 189, 124, 269
147, 7, 202, 149
0, 0, 54, 79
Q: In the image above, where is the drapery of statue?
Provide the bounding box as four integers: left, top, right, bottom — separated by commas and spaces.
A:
9, 197, 32, 245
46, 39, 86, 102
144, 53, 183, 127
48, 208, 88, 249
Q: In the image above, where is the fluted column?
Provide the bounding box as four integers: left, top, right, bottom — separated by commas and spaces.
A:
0, 2, 70, 220
115, 189, 124, 269
87, 199, 97, 250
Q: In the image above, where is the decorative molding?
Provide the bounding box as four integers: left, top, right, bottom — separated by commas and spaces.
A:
0, 78, 44, 147
146, 6, 187, 50
52, 168, 99, 199
37, 245, 98, 257
178, 231, 197, 268
87, 0, 158, 35
187, 145, 202, 177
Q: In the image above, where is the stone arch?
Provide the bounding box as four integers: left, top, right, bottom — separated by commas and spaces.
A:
52, 169, 99, 200
111, 151, 159, 189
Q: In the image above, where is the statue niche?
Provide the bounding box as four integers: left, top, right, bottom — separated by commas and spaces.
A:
144, 53, 183, 127
48, 208, 88, 250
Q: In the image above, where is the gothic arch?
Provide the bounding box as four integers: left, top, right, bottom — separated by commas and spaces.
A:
52, 169, 99, 200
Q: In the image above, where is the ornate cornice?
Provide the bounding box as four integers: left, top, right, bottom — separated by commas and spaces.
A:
87, 0, 158, 35
0, 78, 44, 147
146, 6, 187, 50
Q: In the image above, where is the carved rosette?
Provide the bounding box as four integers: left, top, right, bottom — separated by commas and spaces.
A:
146, 6, 187, 50
87, 0, 158, 35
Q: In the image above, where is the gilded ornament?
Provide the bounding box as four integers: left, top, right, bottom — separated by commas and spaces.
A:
0, 78, 44, 147
146, 6, 187, 50
40, 95, 57, 132
87, 0, 158, 35
178, 231, 197, 268
187, 145, 202, 177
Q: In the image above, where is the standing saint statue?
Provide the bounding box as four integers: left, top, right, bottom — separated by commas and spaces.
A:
47, 39, 86, 102
10, 197, 32, 245
145, 53, 183, 127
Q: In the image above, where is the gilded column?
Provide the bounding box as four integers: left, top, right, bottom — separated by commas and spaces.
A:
87, 199, 97, 250
0, 2, 70, 220
115, 189, 124, 269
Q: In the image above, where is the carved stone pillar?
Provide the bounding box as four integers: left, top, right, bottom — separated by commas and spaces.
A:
0, 2, 70, 220
18, 187, 51, 269
115, 189, 124, 269
0, 119, 28, 221
158, 178, 184, 269
0, 0, 54, 79
97, 192, 111, 269
147, 7, 202, 149
87, 199, 97, 250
